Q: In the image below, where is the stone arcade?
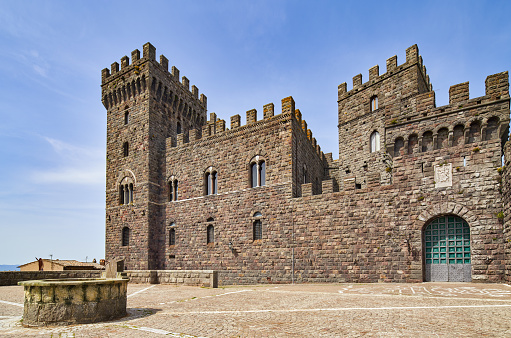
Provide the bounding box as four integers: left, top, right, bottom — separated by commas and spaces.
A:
103, 43, 511, 284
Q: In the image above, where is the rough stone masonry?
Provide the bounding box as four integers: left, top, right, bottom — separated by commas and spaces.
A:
102, 43, 511, 284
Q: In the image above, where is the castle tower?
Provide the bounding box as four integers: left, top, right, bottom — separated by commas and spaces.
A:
337, 45, 432, 188
102, 43, 207, 269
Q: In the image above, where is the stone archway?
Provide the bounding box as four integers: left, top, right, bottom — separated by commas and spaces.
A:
416, 203, 479, 282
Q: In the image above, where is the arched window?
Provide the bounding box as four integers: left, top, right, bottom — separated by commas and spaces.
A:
408, 134, 418, 154
485, 117, 499, 140
453, 125, 464, 146
370, 96, 378, 112
168, 179, 178, 201
250, 157, 266, 188
468, 121, 481, 143
169, 227, 175, 246
253, 220, 262, 240
207, 224, 214, 244
123, 142, 129, 157
437, 128, 449, 149
394, 137, 404, 157
119, 177, 134, 205
422, 131, 433, 152
122, 227, 129, 246
370, 131, 380, 153
124, 112, 129, 125
204, 168, 217, 195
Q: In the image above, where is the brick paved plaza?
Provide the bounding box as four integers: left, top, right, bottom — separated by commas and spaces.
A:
2, 283, 511, 337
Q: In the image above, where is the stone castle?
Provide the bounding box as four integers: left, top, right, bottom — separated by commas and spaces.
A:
103, 43, 511, 284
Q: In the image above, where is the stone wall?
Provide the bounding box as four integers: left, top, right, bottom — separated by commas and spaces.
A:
126, 270, 217, 287
104, 43, 510, 284
503, 141, 511, 281
0, 270, 102, 286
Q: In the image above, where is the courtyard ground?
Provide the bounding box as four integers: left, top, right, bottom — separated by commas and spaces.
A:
1, 282, 511, 337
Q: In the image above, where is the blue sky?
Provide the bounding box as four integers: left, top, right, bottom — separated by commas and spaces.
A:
0, 0, 510, 264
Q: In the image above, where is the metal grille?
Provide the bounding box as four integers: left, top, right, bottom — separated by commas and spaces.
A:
253, 220, 262, 240
425, 216, 470, 265
425, 216, 471, 282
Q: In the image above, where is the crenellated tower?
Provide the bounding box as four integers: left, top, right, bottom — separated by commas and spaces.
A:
337, 45, 432, 188
102, 42, 207, 269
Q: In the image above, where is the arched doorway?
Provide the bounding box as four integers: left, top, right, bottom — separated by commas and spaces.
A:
424, 215, 471, 282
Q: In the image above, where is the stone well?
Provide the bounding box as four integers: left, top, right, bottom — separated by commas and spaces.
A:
18, 278, 128, 326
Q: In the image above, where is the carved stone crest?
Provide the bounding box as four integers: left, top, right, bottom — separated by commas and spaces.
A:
434, 163, 452, 188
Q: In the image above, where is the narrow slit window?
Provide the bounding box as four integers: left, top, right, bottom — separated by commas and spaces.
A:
122, 227, 129, 246
207, 224, 214, 244
169, 228, 175, 246
253, 220, 262, 240
123, 142, 129, 157
370, 96, 378, 112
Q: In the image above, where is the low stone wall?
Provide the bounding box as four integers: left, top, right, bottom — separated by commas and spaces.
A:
126, 270, 218, 287
0, 270, 218, 288
0, 271, 102, 286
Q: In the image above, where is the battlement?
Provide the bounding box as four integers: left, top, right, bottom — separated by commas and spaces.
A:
385, 71, 510, 126
338, 44, 432, 101
101, 42, 207, 110
168, 96, 325, 161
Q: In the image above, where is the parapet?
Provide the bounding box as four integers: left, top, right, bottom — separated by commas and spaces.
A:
101, 43, 206, 110
338, 44, 432, 100
167, 96, 326, 161
446, 71, 509, 107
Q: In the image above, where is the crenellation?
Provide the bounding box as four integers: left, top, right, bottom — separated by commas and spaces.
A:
101, 68, 110, 81
405, 44, 419, 63
160, 55, 169, 71
131, 49, 140, 62
449, 82, 470, 104
143, 42, 156, 61
294, 109, 302, 124
353, 74, 362, 89
307, 129, 312, 141
200, 94, 207, 109
216, 119, 226, 132
231, 114, 241, 129
189, 129, 199, 142
111, 62, 119, 74
369, 65, 379, 81
121, 56, 129, 69
246, 109, 257, 124
263, 103, 274, 119
202, 124, 211, 138
282, 96, 295, 115
209, 112, 217, 123
338, 82, 347, 99
182, 76, 189, 90
301, 120, 307, 132
177, 133, 184, 146
191, 85, 199, 99
171, 66, 180, 81
485, 71, 509, 97
386, 55, 397, 72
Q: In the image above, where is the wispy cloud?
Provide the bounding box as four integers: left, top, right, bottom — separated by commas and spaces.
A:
31, 137, 104, 185
34, 166, 103, 185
